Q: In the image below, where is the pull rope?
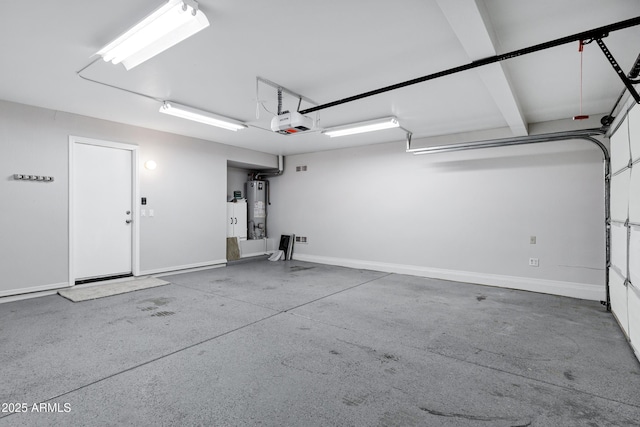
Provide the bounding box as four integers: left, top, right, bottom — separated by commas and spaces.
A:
573, 40, 589, 120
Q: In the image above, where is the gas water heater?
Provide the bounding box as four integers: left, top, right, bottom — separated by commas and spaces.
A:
246, 180, 267, 239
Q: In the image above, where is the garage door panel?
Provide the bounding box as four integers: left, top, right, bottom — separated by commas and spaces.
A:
631, 167, 640, 224
610, 104, 638, 361
610, 267, 629, 336
611, 170, 630, 223
629, 104, 640, 163
611, 116, 630, 174
631, 225, 640, 289
611, 222, 628, 277
628, 284, 640, 359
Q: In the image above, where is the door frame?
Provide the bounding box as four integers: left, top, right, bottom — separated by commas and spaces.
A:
68, 135, 140, 286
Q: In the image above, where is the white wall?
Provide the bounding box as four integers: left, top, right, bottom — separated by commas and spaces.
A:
269, 131, 607, 300
0, 100, 277, 296
227, 167, 250, 200
0, 97, 609, 301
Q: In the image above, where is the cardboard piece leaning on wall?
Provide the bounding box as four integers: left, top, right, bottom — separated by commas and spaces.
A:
226, 237, 240, 261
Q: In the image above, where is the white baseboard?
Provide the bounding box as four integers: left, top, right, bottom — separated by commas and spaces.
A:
0, 282, 69, 301
293, 254, 605, 301
140, 259, 227, 277
1, 261, 228, 302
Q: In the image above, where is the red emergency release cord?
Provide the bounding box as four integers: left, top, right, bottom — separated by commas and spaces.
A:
574, 40, 589, 120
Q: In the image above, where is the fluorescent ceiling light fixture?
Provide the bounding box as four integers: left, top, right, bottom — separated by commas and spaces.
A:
96, 0, 210, 70
322, 117, 400, 137
159, 102, 247, 131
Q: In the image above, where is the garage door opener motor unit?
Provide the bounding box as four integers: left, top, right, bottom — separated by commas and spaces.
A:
271, 111, 314, 135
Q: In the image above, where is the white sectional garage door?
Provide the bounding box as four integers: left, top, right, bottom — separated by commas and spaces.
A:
629, 105, 640, 357
610, 102, 640, 360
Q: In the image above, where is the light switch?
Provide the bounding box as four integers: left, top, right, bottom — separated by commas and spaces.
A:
141, 209, 146, 217
149, 209, 155, 217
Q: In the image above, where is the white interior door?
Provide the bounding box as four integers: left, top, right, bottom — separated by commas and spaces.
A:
73, 142, 133, 280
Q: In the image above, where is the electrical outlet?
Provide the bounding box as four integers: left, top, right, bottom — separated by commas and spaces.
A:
529, 258, 539, 267
530, 236, 536, 244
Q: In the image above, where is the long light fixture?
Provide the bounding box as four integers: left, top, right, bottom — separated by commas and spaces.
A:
159, 102, 247, 131
96, 0, 210, 70
322, 117, 399, 137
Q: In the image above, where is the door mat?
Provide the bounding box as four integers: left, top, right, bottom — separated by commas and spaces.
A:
58, 277, 170, 302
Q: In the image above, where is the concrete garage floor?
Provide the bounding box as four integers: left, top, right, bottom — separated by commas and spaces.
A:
1, 260, 639, 426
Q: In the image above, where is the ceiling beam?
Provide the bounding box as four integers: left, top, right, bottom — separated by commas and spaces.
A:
436, 0, 528, 136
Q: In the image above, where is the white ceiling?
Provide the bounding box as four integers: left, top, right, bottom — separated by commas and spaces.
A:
1, 0, 639, 155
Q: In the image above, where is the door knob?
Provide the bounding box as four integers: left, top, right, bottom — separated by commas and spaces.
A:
126, 210, 131, 215
125, 219, 132, 224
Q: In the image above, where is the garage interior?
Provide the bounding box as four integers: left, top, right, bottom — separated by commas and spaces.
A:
1, 1, 640, 425
1, 261, 639, 426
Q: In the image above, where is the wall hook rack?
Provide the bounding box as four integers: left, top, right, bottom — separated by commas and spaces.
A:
13, 174, 54, 182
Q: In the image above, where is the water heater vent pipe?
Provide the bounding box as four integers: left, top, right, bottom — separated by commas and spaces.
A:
255, 155, 284, 179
